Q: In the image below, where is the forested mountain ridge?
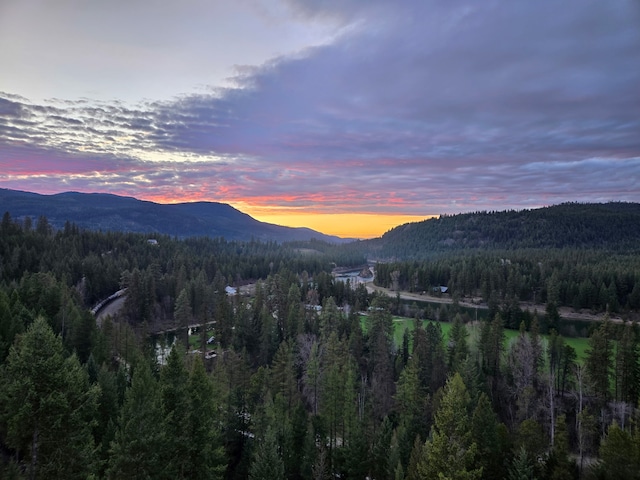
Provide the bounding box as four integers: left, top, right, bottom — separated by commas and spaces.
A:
0, 188, 351, 244
359, 203, 640, 320
364, 202, 640, 259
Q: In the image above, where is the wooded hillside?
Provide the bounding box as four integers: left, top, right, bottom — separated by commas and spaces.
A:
366, 202, 640, 258
1, 209, 640, 479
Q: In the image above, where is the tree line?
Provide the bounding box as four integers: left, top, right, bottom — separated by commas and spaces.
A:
374, 248, 640, 318
365, 202, 640, 258
2, 213, 640, 478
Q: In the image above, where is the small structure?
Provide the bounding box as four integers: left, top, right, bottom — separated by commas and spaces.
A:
147, 239, 158, 245
359, 266, 374, 278
225, 286, 237, 295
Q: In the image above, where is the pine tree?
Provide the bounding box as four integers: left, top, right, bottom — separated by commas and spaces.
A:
448, 314, 470, 373
95, 364, 121, 476
406, 435, 424, 480
480, 313, 505, 395
0, 317, 99, 480
185, 355, 226, 479
508, 446, 536, 480
249, 426, 285, 480
160, 344, 190, 478
585, 318, 613, 404
545, 414, 575, 480
0, 289, 23, 362
395, 356, 428, 465
302, 339, 322, 415
426, 321, 448, 393
614, 323, 639, 404
271, 340, 299, 411
598, 421, 639, 479
174, 288, 192, 349
472, 393, 508, 479
370, 416, 393, 479
107, 361, 166, 479
418, 373, 482, 480
367, 306, 395, 418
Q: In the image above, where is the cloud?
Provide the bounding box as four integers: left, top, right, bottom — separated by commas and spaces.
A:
1, 0, 639, 218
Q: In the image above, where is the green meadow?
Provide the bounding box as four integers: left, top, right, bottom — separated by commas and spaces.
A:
362, 315, 590, 363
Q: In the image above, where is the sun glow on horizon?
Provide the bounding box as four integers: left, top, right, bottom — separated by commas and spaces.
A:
145, 195, 438, 238
244, 211, 436, 239
2, 186, 435, 239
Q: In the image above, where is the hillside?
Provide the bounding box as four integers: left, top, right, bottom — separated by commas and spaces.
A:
363, 202, 640, 259
0, 188, 351, 244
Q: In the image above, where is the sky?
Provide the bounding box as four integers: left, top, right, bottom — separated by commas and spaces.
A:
1, 0, 639, 239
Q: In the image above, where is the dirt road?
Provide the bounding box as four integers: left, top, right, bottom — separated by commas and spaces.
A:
366, 284, 623, 323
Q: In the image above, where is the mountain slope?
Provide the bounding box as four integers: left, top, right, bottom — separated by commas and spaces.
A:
0, 189, 350, 243
361, 202, 640, 259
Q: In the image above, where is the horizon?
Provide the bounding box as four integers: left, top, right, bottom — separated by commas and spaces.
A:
6, 186, 626, 240
1, 186, 435, 239
1, 1, 639, 238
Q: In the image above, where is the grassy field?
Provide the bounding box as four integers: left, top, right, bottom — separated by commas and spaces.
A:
364, 315, 590, 363
184, 315, 590, 362
188, 328, 216, 350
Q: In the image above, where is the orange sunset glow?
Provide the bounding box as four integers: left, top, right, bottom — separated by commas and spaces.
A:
1, 1, 638, 239
245, 211, 435, 239
125, 193, 432, 238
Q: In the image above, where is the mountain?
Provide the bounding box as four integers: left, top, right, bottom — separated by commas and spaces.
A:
360, 202, 640, 259
0, 188, 352, 243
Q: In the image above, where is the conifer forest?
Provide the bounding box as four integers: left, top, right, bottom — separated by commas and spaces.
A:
2, 206, 640, 479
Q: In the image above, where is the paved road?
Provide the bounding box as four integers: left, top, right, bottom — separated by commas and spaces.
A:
95, 296, 126, 326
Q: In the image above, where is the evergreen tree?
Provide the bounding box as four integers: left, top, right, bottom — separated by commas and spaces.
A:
406, 435, 423, 480
425, 321, 448, 393
508, 446, 536, 480
515, 419, 547, 462
395, 355, 429, 466
480, 313, 505, 395
614, 323, 639, 404
174, 288, 192, 349
95, 364, 121, 476
0, 317, 99, 480
448, 314, 470, 373
271, 340, 299, 411
0, 290, 23, 362
418, 373, 482, 480
545, 414, 576, 480
366, 306, 395, 419
597, 421, 639, 480
370, 416, 393, 479
302, 338, 322, 415
107, 361, 166, 479
585, 318, 613, 404
249, 426, 285, 480
472, 393, 508, 479
160, 344, 190, 478
185, 355, 226, 479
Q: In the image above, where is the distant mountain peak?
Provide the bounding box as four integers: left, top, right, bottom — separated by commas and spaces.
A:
0, 188, 352, 244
